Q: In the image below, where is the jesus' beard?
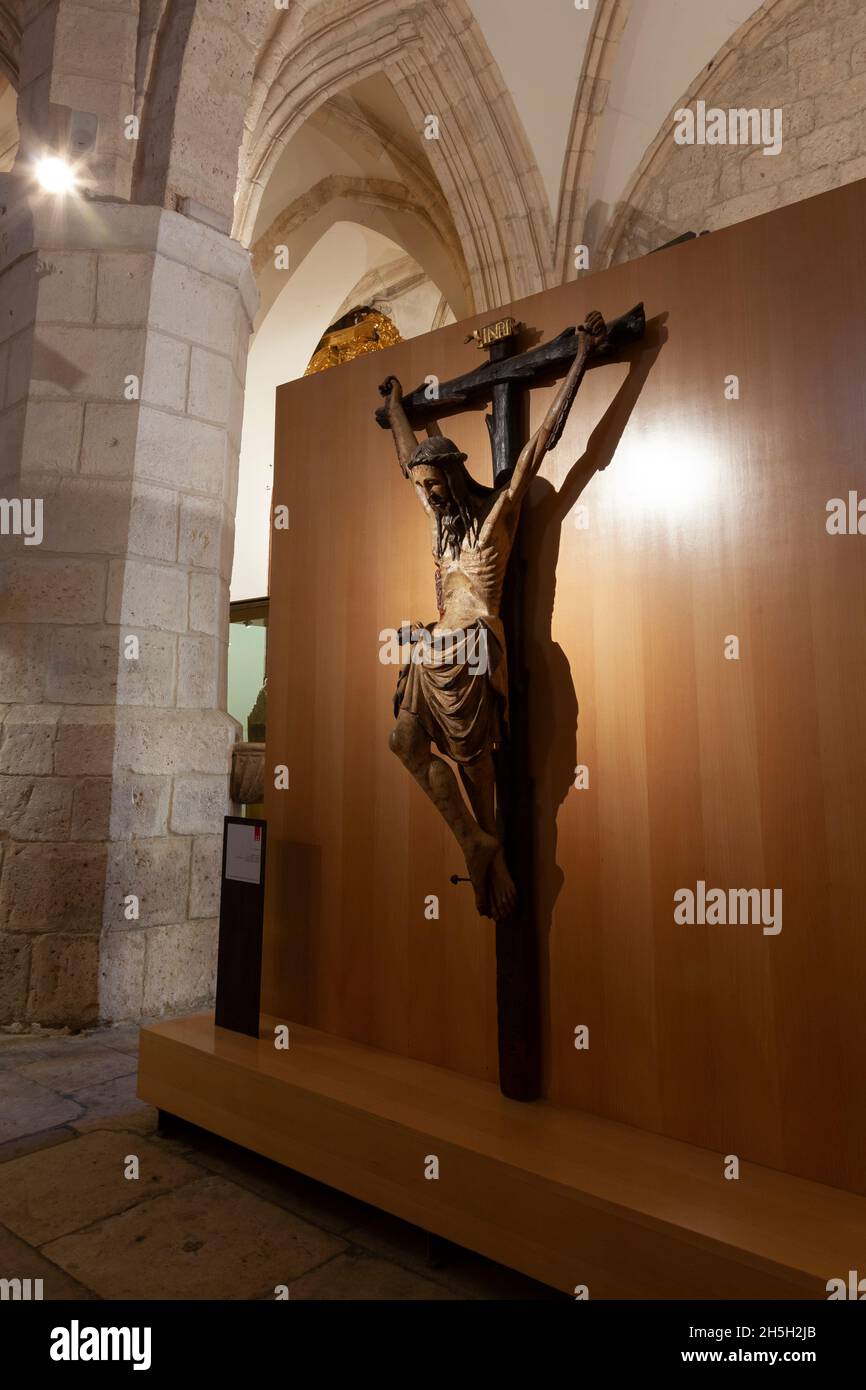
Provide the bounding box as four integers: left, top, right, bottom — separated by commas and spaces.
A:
436, 507, 466, 560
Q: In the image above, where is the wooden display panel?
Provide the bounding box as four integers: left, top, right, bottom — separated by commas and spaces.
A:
263, 178, 866, 1196
138, 1012, 866, 1299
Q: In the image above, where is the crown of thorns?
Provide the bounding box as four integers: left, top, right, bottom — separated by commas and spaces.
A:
408, 437, 468, 470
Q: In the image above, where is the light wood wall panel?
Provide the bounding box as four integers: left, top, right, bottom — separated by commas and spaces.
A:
265, 178, 866, 1194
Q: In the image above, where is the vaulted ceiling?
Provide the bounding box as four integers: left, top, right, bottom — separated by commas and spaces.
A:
0, 0, 19, 88
245, 0, 768, 324
1, 0, 770, 298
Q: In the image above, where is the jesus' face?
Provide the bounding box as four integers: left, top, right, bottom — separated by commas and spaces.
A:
418, 468, 451, 513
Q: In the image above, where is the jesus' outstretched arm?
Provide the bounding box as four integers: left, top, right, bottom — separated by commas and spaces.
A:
378, 375, 419, 478
505, 309, 607, 507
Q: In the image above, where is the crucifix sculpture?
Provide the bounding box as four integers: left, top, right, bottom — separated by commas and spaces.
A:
376, 301, 646, 1100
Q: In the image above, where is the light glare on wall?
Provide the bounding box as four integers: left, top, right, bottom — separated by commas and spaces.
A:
616, 425, 718, 519
35, 157, 77, 194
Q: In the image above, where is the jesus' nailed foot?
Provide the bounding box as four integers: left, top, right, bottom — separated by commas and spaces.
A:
674, 882, 782, 935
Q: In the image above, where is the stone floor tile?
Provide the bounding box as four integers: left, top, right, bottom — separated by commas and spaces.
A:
344, 1208, 560, 1299
288, 1249, 456, 1300
174, 1123, 373, 1234
0, 1043, 46, 1070
0, 1033, 106, 1067
68, 1071, 155, 1133
0, 1072, 83, 1144
343, 1207, 451, 1274
18, 1045, 137, 1093
0, 1126, 75, 1166
0, 1129, 201, 1244
0, 1222, 96, 1300
0, 1027, 561, 1300
42, 1175, 346, 1300
97, 1027, 141, 1056
426, 1249, 566, 1300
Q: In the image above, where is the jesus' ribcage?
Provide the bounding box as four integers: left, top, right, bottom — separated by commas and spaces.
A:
436, 536, 509, 633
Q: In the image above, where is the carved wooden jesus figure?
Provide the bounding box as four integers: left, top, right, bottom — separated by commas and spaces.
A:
380, 309, 607, 920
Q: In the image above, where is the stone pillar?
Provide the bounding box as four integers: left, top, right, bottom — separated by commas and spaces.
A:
0, 179, 254, 1027
15, 0, 140, 201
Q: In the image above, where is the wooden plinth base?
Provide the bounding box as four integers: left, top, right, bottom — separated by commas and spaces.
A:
137, 1013, 866, 1299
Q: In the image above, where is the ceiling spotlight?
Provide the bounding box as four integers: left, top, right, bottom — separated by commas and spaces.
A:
35, 157, 77, 195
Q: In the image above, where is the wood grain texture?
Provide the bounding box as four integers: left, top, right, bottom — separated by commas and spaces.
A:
265, 178, 866, 1195
138, 1013, 866, 1298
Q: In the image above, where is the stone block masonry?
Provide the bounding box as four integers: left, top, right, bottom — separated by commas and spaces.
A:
0, 185, 256, 1028
605, 0, 866, 265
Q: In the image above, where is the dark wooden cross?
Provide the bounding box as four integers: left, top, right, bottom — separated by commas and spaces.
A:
376, 303, 645, 1101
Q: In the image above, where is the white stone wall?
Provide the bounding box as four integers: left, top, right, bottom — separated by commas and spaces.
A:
0, 186, 255, 1026
604, 0, 866, 264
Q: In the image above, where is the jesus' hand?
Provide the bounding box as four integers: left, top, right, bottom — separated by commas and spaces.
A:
378, 376, 403, 412
579, 309, 607, 350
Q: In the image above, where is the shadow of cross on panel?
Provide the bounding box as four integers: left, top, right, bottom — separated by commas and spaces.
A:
376, 307, 665, 1100
519, 316, 668, 1090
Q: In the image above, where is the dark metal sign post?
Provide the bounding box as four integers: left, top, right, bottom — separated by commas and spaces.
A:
214, 815, 267, 1038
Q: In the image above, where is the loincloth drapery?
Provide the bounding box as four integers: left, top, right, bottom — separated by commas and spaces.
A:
393, 620, 505, 765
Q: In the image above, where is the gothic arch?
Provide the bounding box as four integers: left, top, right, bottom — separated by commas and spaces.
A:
298, 96, 472, 315
595, 0, 803, 267
552, 0, 630, 282
127, 0, 552, 311
387, 0, 554, 308
0, 1, 20, 87
131, 0, 274, 218
234, 0, 552, 311
251, 173, 471, 328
